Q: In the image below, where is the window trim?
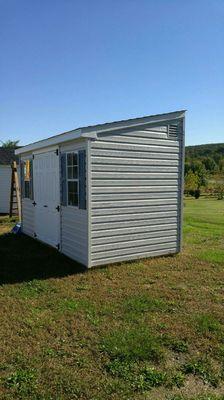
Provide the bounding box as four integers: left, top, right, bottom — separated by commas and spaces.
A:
22, 158, 32, 200
66, 151, 79, 208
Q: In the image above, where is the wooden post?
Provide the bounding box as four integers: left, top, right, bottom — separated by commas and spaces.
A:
9, 161, 21, 221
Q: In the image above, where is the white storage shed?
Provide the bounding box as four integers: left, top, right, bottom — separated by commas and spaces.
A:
0, 148, 18, 214
15, 110, 185, 268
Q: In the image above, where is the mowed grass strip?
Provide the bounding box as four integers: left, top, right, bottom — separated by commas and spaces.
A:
0, 198, 224, 399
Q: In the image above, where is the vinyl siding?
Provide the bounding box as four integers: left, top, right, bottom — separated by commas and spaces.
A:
0, 165, 11, 213
90, 122, 183, 267
22, 198, 35, 236
60, 140, 88, 267
60, 207, 88, 265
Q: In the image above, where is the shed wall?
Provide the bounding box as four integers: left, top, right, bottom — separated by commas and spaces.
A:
90, 121, 184, 267
0, 165, 11, 213
60, 140, 88, 266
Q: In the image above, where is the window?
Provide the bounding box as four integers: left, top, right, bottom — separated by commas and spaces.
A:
67, 152, 79, 206
23, 160, 31, 198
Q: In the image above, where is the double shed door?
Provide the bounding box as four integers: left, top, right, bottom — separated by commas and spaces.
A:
33, 150, 60, 248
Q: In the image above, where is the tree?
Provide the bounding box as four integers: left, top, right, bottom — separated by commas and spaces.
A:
219, 159, 224, 172
215, 184, 224, 200
202, 157, 217, 173
185, 171, 199, 192
184, 161, 191, 176
1, 140, 20, 148
190, 160, 208, 188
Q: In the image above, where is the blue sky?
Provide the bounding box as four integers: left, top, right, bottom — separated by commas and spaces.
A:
1, 0, 224, 146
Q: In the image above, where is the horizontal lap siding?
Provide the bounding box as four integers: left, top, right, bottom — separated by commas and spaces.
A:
61, 207, 88, 265
60, 140, 88, 267
22, 199, 34, 237
0, 166, 11, 213
90, 125, 182, 267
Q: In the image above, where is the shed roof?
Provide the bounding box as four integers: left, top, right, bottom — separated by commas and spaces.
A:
0, 147, 19, 165
15, 110, 186, 155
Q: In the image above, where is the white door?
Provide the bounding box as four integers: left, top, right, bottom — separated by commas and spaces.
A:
33, 150, 60, 248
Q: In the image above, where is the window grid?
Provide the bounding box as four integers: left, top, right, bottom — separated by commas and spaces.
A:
23, 160, 31, 199
66, 152, 79, 207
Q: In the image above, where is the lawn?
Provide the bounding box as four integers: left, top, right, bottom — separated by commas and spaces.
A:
0, 198, 224, 400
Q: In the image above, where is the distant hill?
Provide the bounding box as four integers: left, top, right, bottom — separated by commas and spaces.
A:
185, 143, 224, 162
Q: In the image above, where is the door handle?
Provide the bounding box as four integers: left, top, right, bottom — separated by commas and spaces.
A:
32, 201, 36, 206
43, 205, 48, 207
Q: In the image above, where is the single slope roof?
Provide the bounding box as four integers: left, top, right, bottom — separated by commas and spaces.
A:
15, 110, 186, 155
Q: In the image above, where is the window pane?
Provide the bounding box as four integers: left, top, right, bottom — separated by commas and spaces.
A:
72, 153, 78, 166
73, 166, 78, 179
68, 181, 78, 206
25, 181, 30, 198
67, 166, 73, 179
68, 181, 78, 192
67, 153, 73, 166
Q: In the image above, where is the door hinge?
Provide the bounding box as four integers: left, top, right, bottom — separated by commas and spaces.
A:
56, 243, 60, 250
56, 205, 60, 212
55, 149, 59, 156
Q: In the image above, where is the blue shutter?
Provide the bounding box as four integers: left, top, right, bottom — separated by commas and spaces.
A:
78, 150, 86, 209
61, 153, 67, 206
29, 159, 34, 200
20, 161, 25, 198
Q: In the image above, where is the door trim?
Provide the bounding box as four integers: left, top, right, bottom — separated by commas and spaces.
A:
33, 149, 61, 249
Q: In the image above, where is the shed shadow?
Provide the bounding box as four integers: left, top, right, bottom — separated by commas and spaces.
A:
0, 233, 86, 285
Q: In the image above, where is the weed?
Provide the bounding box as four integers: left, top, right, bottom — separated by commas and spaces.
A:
132, 366, 167, 391
162, 335, 188, 353
106, 358, 133, 380
4, 368, 37, 395
169, 395, 224, 400
102, 326, 164, 363
166, 371, 185, 388
183, 357, 219, 387
196, 314, 222, 335
58, 298, 80, 312
123, 294, 167, 315
18, 279, 56, 298
76, 284, 89, 291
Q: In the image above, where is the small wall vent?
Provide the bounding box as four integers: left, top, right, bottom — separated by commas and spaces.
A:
168, 124, 178, 139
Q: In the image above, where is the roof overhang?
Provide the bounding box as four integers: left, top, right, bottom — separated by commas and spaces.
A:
15, 110, 186, 155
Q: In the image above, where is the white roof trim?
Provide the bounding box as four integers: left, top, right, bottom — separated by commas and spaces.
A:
15, 110, 185, 155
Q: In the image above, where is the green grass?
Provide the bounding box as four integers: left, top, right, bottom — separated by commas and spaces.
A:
0, 198, 224, 399
182, 357, 220, 387
102, 326, 164, 363
196, 314, 223, 335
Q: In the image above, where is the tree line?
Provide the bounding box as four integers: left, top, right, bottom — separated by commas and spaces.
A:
185, 143, 224, 200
